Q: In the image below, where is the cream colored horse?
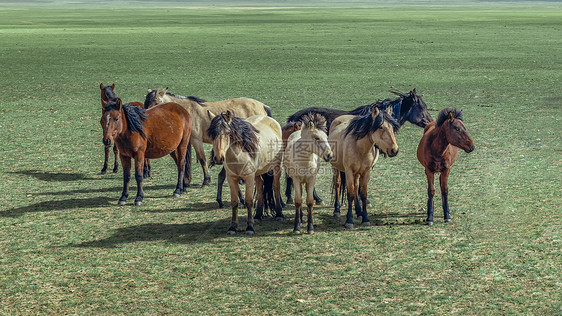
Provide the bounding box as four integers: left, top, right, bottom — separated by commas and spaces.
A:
208, 111, 284, 236
144, 88, 271, 194
329, 107, 400, 229
283, 114, 333, 234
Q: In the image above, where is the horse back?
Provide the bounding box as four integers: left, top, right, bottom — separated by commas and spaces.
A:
205, 98, 269, 118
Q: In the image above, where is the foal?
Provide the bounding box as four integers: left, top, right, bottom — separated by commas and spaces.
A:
417, 108, 474, 225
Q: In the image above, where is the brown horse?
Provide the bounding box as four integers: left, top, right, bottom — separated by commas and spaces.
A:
417, 107, 474, 225
99, 83, 150, 177
101, 98, 192, 206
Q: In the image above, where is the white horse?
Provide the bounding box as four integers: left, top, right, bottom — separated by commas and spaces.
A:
283, 114, 333, 234
208, 111, 284, 236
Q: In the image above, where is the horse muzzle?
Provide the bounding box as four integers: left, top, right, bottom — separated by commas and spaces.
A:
213, 156, 224, 165
465, 145, 475, 153
388, 148, 399, 158
102, 138, 111, 146
324, 153, 334, 162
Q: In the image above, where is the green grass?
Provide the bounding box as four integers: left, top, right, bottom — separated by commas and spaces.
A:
0, 1, 561, 314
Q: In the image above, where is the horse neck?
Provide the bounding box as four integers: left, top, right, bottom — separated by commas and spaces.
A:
166, 96, 208, 140
430, 125, 451, 155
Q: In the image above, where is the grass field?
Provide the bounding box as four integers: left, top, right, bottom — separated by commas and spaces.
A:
0, 1, 560, 314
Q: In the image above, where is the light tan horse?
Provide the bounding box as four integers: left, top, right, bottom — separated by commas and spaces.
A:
329, 107, 400, 229
208, 111, 284, 236
144, 88, 271, 196
283, 114, 333, 234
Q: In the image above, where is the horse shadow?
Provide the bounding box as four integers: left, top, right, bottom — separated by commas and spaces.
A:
0, 196, 114, 217
9, 170, 99, 182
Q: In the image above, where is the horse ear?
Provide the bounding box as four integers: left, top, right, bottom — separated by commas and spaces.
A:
147, 88, 153, 93
100, 83, 104, 90
207, 110, 216, 120
116, 98, 123, 111
372, 108, 380, 118
223, 110, 232, 123
307, 121, 314, 129
448, 111, 454, 121
102, 99, 108, 109
111, 83, 115, 90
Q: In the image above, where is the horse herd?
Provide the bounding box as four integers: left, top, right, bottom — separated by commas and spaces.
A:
99, 84, 474, 235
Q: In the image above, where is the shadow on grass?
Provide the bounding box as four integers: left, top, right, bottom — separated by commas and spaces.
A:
0, 196, 113, 217
70, 216, 294, 247
9, 170, 99, 182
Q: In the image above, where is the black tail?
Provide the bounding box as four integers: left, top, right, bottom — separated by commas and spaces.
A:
185, 140, 192, 185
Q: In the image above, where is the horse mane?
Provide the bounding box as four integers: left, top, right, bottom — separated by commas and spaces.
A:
345, 107, 400, 139
105, 100, 148, 138
102, 85, 117, 101
436, 107, 463, 127
208, 114, 260, 158
299, 112, 328, 133
144, 89, 207, 108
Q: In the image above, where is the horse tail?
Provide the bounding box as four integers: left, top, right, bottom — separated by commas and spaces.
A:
264, 105, 272, 117
185, 140, 192, 184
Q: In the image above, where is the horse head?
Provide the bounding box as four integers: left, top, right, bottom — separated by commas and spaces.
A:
371, 108, 399, 158
301, 113, 333, 162
100, 83, 116, 109
208, 110, 232, 165
392, 88, 433, 127
101, 98, 124, 146
144, 87, 169, 108
437, 108, 474, 153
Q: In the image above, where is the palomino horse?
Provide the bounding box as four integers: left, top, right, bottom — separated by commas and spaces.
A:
329, 107, 400, 229
208, 111, 284, 236
285, 88, 433, 203
144, 88, 271, 193
101, 98, 192, 206
99, 83, 150, 177
283, 113, 333, 234
417, 108, 474, 225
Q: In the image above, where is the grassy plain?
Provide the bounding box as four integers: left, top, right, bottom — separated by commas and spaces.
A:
0, 1, 560, 314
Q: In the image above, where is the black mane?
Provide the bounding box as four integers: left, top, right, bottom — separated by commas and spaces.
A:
208, 114, 260, 158
144, 89, 207, 108
345, 107, 400, 139
436, 107, 463, 127
102, 85, 117, 101
105, 100, 148, 138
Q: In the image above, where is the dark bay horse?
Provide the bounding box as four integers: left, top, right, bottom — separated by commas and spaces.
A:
417, 108, 474, 225
99, 83, 150, 177
285, 89, 433, 204
101, 98, 192, 206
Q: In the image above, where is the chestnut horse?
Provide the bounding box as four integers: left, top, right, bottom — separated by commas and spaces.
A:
99, 83, 150, 177
329, 107, 400, 229
283, 114, 333, 234
208, 111, 284, 236
417, 108, 474, 225
101, 98, 192, 206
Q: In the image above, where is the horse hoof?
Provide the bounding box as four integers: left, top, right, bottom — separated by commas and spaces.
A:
226, 230, 236, 236
217, 201, 224, 208
275, 216, 285, 222
344, 223, 354, 230
292, 229, 301, 234
426, 221, 434, 226
173, 193, 181, 198
134, 201, 142, 206
315, 199, 323, 205
362, 221, 371, 226
356, 216, 363, 222
112, 168, 119, 173
333, 212, 341, 218
286, 198, 293, 204
444, 219, 452, 223
118, 200, 126, 206
246, 230, 255, 236
101, 169, 107, 174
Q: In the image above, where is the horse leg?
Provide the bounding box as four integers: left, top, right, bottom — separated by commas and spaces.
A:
112, 143, 119, 173
133, 154, 145, 206
184, 140, 192, 188
118, 155, 131, 205
305, 181, 315, 234
293, 179, 302, 233
101, 144, 110, 174
272, 164, 285, 221
313, 187, 323, 205
440, 168, 451, 223
169, 151, 183, 198
353, 174, 362, 221
194, 141, 211, 187
254, 175, 265, 221
425, 169, 436, 225
285, 175, 294, 205
261, 172, 273, 216
344, 172, 357, 229
244, 176, 256, 236
332, 168, 341, 217
143, 159, 151, 178
359, 171, 371, 226
226, 175, 240, 235
216, 167, 226, 208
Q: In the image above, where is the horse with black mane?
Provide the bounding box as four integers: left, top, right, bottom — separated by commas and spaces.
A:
284, 89, 433, 204
101, 98, 192, 206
